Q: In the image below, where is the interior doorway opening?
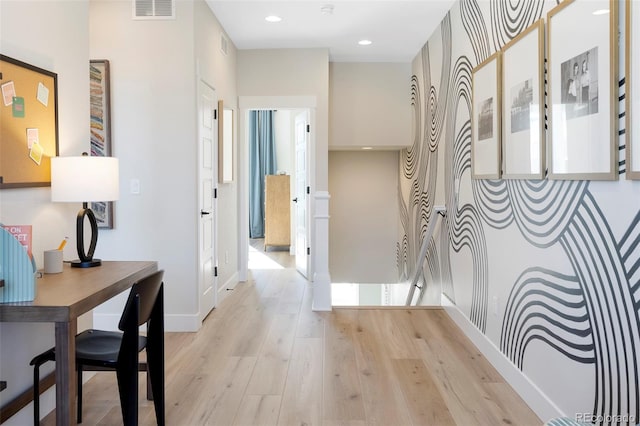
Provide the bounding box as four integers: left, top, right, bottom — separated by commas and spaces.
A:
246, 108, 310, 276
238, 96, 316, 285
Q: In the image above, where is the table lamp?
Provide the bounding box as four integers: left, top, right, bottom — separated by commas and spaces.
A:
51, 153, 119, 268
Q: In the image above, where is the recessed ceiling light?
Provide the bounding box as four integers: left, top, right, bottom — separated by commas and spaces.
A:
321, 4, 334, 15
265, 15, 282, 22
358, 40, 372, 46
362, 147, 373, 150
593, 9, 609, 15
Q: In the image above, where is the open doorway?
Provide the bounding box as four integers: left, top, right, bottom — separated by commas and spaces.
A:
237, 96, 316, 284
246, 109, 310, 277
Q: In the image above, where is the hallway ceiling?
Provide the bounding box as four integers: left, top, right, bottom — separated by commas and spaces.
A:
205, 1, 456, 62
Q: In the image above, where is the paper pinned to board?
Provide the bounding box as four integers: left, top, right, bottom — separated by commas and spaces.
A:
36, 82, 49, 106
1, 81, 16, 106
12, 96, 25, 117
26, 128, 39, 149
29, 142, 43, 165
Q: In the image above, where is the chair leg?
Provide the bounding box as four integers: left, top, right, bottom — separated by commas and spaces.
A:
148, 286, 165, 426
33, 364, 40, 426
30, 352, 55, 426
147, 350, 164, 426
77, 364, 83, 424
116, 365, 138, 426
146, 365, 153, 401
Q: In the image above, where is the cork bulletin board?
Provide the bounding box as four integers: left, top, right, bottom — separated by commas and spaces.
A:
0, 54, 58, 189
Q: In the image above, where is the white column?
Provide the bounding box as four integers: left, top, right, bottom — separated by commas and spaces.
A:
312, 191, 332, 311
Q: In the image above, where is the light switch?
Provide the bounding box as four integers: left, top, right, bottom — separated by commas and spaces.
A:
130, 178, 140, 195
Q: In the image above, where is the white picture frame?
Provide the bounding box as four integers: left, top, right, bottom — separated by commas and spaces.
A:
547, 0, 618, 180
501, 20, 545, 179
218, 101, 234, 183
627, 0, 640, 179
472, 52, 502, 179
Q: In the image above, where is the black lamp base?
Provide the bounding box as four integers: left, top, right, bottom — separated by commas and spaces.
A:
70, 258, 102, 268
75, 203, 102, 268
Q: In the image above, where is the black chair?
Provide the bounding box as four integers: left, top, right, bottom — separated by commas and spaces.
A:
30, 270, 165, 425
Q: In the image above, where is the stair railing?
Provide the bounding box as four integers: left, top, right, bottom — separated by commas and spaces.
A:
405, 206, 446, 306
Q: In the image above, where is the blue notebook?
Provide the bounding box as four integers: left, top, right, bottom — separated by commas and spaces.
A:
0, 225, 36, 303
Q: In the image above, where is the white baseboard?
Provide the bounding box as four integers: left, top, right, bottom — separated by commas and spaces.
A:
217, 271, 239, 305
312, 272, 332, 311
441, 295, 564, 422
222, 271, 239, 291
164, 314, 200, 332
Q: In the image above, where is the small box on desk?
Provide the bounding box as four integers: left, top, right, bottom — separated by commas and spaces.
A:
0, 225, 36, 302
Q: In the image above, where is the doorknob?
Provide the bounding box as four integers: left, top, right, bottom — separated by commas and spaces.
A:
292, 197, 298, 203
200, 210, 211, 216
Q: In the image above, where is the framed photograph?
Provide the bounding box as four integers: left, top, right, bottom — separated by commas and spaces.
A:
89, 60, 114, 228
547, 0, 618, 180
218, 100, 234, 183
627, 0, 640, 179
0, 55, 58, 188
501, 20, 545, 179
472, 51, 502, 179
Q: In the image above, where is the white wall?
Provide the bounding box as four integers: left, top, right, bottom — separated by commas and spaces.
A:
327, 63, 409, 287
237, 49, 329, 191
89, 0, 200, 330
0, 1, 91, 422
329, 151, 399, 283
330, 62, 411, 150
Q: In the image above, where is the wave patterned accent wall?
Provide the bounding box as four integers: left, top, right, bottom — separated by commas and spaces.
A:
400, 0, 640, 422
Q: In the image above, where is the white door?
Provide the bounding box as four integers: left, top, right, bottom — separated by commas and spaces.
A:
294, 111, 309, 277
198, 81, 217, 322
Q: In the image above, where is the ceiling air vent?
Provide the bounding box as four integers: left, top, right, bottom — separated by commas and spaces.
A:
133, 0, 175, 20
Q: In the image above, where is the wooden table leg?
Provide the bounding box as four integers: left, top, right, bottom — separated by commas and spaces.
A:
55, 320, 77, 425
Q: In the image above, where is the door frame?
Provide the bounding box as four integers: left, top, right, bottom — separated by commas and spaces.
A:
238, 96, 316, 283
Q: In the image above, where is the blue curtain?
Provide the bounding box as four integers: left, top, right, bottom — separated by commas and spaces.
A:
249, 110, 277, 238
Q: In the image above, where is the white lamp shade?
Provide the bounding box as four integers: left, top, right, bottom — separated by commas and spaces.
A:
51, 156, 119, 202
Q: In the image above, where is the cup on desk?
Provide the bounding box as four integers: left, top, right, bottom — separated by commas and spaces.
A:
43, 249, 63, 274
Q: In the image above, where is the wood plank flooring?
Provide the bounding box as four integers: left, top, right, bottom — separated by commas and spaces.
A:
42, 241, 540, 425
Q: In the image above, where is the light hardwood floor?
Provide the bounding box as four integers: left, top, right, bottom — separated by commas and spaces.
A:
43, 241, 540, 425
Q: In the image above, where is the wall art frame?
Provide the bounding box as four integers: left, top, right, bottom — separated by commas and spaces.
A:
218, 100, 234, 183
627, 0, 640, 179
472, 51, 502, 179
547, 0, 618, 180
0, 54, 59, 189
89, 59, 114, 228
501, 19, 545, 179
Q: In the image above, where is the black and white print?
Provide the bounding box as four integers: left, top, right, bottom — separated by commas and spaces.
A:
478, 97, 494, 140
510, 79, 533, 133
560, 47, 599, 119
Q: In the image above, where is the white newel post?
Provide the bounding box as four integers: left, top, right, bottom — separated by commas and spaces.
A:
313, 191, 332, 311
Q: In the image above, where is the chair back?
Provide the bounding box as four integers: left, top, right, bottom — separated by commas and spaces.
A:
119, 270, 164, 330
115, 269, 165, 425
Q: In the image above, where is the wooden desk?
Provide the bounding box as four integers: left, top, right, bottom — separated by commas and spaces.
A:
0, 260, 158, 425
